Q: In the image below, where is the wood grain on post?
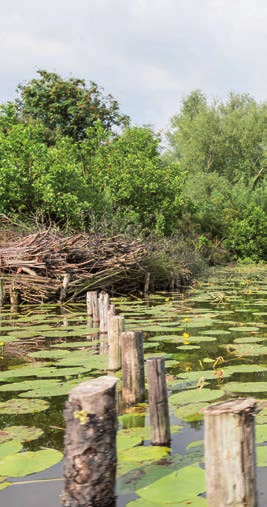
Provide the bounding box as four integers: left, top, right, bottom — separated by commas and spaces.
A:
121, 331, 145, 405
86, 291, 93, 317
90, 291, 100, 322
144, 272, 151, 293
108, 304, 116, 333
59, 273, 70, 302
204, 397, 258, 507
63, 376, 118, 507
0, 279, 5, 307
147, 357, 170, 445
99, 293, 110, 333
108, 315, 125, 371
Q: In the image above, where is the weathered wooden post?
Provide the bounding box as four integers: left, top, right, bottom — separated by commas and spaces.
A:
59, 273, 70, 302
63, 376, 118, 507
99, 292, 110, 333
204, 397, 258, 507
108, 304, 116, 333
144, 272, 151, 293
108, 315, 125, 371
87, 291, 99, 322
0, 279, 5, 307
86, 291, 93, 317
121, 331, 145, 405
147, 357, 170, 445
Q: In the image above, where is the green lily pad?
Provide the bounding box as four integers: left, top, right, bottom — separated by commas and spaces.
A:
233, 337, 264, 343
256, 446, 267, 467
224, 364, 266, 374
118, 446, 170, 463
0, 379, 61, 392
34, 366, 91, 377
136, 465, 205, 504
0, 365, 51, 381
28, 350, 70, 359
176, 345, 200, 350
0, 426, 44, 442
169, 389, 223, 406
256, 425, 267, 444
0, 482, 11, 491
0, 448, 63, 477
0, 440, 23, 458
19, 379, 81, 398
117, 432, 143, 452
228, 326, 260, 332
200, 330, 231, 335
127, 499, 207, 507
51, 341, 97, 348
0, 398, 49, 414
174, 403, 206, 422
223, 382, 267, 393
177, 370, 231, 381
56, 352, 108, 369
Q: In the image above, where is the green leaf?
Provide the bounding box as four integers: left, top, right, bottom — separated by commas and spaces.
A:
0, 440, 23, 458
0, 449, 63, 477
0, 398, 49, 414
136, 465, 205, 503
169, 389, 223, 406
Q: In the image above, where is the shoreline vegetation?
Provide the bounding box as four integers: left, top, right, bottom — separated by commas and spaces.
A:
0, 221, 210, 304
0, 70, 266, 298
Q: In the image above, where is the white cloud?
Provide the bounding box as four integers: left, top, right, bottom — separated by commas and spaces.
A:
0, 0, 266, 129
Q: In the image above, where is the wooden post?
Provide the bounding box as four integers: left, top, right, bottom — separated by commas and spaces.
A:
0, 279, 5, 307
121, 331, 145, 405
63, 376, 118, 507
108, 316, 125, 371
144, 272, 151, 293
147, 357, 170, 445
204, 397, 258, 507
108, 304, 116, 333
59, 273, 70, 302
99, 293, 110, 333
86, 292, 93, 317
89, 291, 100, 322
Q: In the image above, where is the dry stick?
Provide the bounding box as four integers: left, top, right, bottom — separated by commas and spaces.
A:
108, 316, 125, 371
147, 357, 170, 445
204, 397, 258, 507
63, 376, 118, 507
59, 273, 71, 302
121, 331, 145, 405
99, 292, 110, 333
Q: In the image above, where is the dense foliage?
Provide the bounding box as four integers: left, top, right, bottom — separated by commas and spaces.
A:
0, 72, 266, 262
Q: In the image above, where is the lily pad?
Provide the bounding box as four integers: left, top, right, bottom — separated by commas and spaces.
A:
228, 326, 260, 332
222, 382, 267, 393
169, 388, 223, 406
0, 398, 49, 414
28, 350, 70, 359
136, 465, 205, 504
118, 446, 170, 463
0, 448, 63, 477
0, 336, 18, 343
0, 440, 23, 458
174, 402, 206, 422
127, 499, 207, 507
0, 426, 44, 442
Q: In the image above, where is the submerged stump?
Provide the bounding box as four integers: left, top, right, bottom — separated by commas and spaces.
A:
63, 376, 118, 507
205, 397, 258, 507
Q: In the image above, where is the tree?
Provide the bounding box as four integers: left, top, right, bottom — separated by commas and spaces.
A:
15, 70, 129, 143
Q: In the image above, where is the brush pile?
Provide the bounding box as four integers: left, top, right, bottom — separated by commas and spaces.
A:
0, 231, 148, 303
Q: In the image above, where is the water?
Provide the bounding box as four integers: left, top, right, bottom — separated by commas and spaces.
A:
0, 265, 266, 505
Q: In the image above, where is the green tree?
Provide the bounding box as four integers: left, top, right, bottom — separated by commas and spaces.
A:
15, 70, 129, 143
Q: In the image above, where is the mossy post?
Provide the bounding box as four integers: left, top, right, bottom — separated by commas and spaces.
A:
108, 315, 125, 371
147, 357, 170, 445
63, 376, 118, 507
204, 397, 258, 507
121, 331, 145, 405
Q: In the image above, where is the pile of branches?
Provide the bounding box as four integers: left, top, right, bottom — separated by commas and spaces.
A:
0, 231, 148, 303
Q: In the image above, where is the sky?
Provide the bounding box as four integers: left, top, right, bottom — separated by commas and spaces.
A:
1, 0, 267, 132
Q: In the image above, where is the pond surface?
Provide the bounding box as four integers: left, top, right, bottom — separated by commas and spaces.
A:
0, 265, 266, 506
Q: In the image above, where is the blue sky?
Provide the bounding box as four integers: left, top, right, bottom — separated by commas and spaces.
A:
1, 0, 266, 131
